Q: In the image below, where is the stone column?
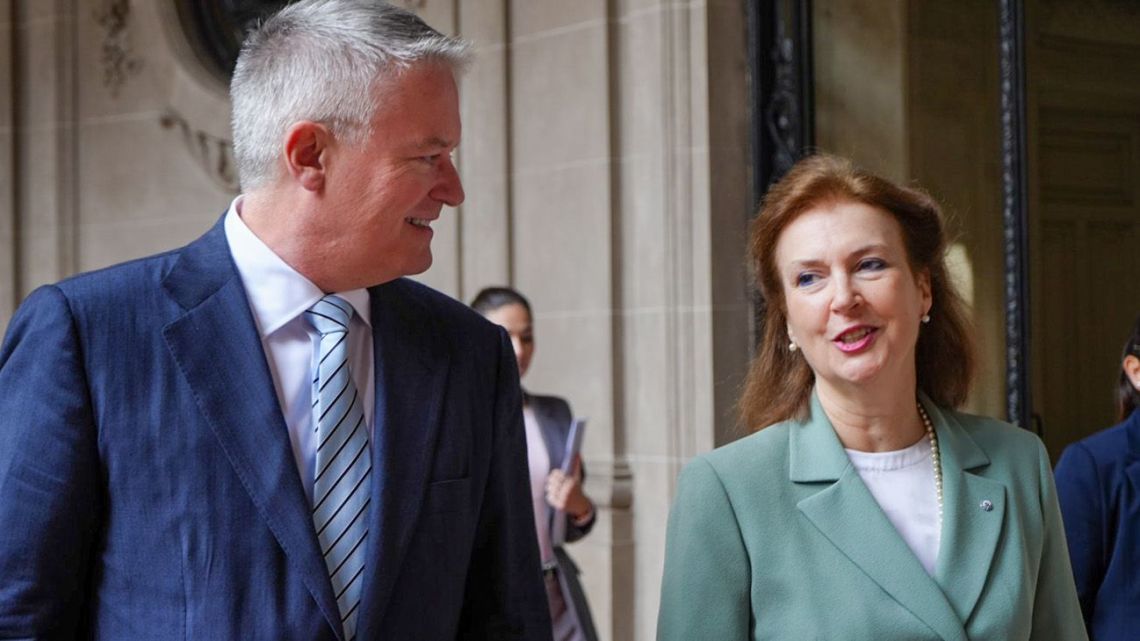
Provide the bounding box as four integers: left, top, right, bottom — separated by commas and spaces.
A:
1, 0, 15, 331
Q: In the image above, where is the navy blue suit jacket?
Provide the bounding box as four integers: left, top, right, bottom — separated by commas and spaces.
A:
1055, 409, 1140, 641
0, 219, 552, 640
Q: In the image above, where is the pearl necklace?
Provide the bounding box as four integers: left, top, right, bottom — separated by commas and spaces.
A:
917, 402, 943, 522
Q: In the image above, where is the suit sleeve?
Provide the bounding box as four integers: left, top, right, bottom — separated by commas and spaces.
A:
1053, 442, 1105, 629
555, 397, 595, 544
1031, 439, 1090, 641
457, 329, 553, 641
657, 456, 750, 641
0, 286, 102, 639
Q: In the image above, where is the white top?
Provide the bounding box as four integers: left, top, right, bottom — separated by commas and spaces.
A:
845, 437, 941, 576
523, 406, 555, 565
224, 197, 374, 504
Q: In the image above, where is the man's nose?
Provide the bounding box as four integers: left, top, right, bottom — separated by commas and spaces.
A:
433, 158, 465, 207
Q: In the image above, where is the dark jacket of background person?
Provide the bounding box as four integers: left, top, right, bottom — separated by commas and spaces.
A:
527, 392, 599, 641
1055, 407, 1140, 640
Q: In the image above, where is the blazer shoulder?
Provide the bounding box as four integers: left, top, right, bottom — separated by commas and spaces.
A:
947, 408, 1045, 453
696, 422, 793, 486
382, 278, 501, 342
528, 393, 572, 419
1065, 418, 1133, 466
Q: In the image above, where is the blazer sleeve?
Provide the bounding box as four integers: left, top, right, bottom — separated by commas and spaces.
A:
1031, 439, 1090, 641
0, 286, 103, 639
549, 396, 595, 544
457, 329, 553, 641
1053, 442, 1105, 629
657, 456, 750, 641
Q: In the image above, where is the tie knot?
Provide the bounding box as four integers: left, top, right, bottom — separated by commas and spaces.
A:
305, 295, 354, 336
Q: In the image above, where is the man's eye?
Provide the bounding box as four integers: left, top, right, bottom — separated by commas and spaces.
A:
421, 154, 441, 164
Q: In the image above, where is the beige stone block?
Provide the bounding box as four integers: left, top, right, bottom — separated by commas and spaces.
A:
459, 0, 507, 45
615, 12, 664, 159
510, 0, 606, 39
17, 227, 67, 294
16, 15, 72, 129
620, 310, 671, 452
522, 309, 614, 459
512, 162, 611, 312
632, 456, 682, 638
457, 45, 511, 295
76, 216, 219, 272
617, 153, 668, 309
511, 24, 610, 169
76, 117, 232, 229
416, 1, 457, 36
15, 0, 67, 24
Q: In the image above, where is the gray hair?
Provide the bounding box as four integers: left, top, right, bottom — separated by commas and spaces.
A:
230, 0, 472, 191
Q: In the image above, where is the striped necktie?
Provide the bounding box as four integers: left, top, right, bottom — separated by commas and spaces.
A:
305, 295, 371, 640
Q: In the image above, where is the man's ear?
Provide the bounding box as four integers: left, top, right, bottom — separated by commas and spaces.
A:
283, 121, 331, 192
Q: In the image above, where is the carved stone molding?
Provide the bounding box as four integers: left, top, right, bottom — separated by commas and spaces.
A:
159, 111, 240, 194
95, 0, 143, 97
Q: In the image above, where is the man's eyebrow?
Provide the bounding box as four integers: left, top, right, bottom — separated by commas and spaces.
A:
414, 136, 456, 150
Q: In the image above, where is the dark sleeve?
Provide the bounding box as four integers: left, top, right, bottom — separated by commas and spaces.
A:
0, 286, 103, 639
1054, 441, 1106, 629
457, 329, 553, 641
555, 397, 595, 544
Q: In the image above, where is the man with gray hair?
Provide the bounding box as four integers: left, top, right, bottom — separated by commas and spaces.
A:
0, 1, 552, 639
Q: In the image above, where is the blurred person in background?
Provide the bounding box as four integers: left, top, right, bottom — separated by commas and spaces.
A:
472, 287, 599, 641
1055, 313, 1140, 640
657, 153, 1086, 641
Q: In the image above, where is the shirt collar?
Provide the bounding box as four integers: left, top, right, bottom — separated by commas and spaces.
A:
224, 196, 372, 337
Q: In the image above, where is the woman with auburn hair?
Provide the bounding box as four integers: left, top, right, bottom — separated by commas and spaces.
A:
1054, 314, 1140, 641
657, 154, 1086, 640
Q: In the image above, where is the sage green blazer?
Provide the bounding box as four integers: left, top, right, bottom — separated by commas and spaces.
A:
657, 393, 1087, 641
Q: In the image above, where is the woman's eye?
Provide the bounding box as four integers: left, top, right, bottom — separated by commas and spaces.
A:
858, 258, 886, 271
795, 273, 819, 287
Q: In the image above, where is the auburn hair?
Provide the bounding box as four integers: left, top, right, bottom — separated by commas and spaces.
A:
738, 154, 977, 431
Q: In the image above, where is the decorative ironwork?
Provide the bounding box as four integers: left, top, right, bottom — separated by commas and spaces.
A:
159, 111, 240, 194
749, 0, 814, 200
747, 0, 814, 344
95, 0, 143, 97
998, 0, 1032, 429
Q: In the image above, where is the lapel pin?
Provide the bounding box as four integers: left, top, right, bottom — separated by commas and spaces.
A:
980, 499, 993, 512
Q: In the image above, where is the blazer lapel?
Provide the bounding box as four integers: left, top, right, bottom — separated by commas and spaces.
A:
793, 394, 967, 641
161, 219, 344, 638
926, 397, 1007, 623
354, 281, 450, 638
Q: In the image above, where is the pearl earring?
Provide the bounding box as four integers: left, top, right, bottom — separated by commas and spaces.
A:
921, 313, 931, 324
788, 340, 798, 352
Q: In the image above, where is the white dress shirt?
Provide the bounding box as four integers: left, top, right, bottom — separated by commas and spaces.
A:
845, 437, 942, 576
224, 197, 374, 503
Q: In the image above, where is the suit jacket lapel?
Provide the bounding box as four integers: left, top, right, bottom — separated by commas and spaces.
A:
160, 219, 344, 638
354, 281, 450, 638
793, 393, 967, 641
926, 397, 1007, 623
